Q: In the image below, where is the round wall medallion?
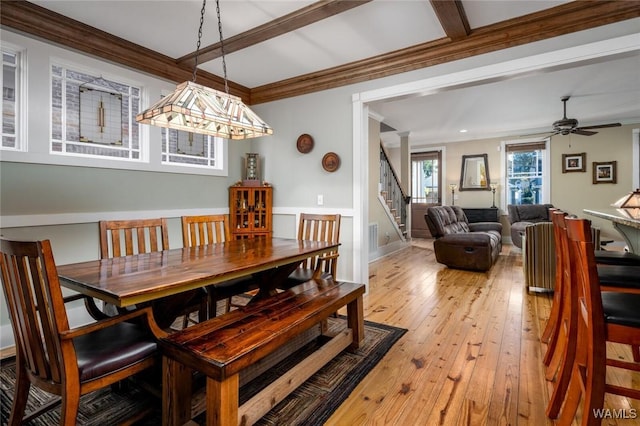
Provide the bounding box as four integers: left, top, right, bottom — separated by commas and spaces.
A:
296, 133, 314, 154
322, 152, 340, 172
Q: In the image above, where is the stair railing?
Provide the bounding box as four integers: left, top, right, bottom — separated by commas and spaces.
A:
379, 144, 411, 235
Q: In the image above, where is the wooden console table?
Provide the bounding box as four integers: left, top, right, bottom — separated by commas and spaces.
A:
462, 207, 500, 223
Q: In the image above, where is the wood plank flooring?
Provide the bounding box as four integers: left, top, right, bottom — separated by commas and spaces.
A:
326, 239, 640, 425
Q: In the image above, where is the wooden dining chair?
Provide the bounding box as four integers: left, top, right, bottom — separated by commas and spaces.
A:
181, 214, 258, 316
543, 211, 640, 391
280, 213, 341, 288
99, 218, 207, 329
0, 238, 165, 426
554, 217, 640, 425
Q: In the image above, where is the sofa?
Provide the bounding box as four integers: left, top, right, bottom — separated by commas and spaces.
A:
507, 203, 554, 248
425, 205, 503, 271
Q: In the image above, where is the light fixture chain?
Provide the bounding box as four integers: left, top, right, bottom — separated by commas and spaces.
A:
192, 0, 207, 82
215, 0, 229, 94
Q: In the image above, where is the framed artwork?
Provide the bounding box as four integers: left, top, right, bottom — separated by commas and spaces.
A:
562, 152, 586, 173
592, 161, 617, 184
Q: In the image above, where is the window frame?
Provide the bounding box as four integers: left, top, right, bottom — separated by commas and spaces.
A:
500, 138, 551, 210
1, 42, 26, 152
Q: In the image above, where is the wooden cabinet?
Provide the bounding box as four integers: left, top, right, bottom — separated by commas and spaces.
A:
462, 207, 500, 223
229, 186, 273, 239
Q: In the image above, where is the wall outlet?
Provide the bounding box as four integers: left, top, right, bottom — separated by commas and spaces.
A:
317, 194, 324, 205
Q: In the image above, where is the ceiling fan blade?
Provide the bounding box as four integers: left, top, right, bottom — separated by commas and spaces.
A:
576, 122, 621, 130
519, 131, 555, 138
573, 129, 597, 136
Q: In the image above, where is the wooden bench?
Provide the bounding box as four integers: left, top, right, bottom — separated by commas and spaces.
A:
159, 279, 365, 426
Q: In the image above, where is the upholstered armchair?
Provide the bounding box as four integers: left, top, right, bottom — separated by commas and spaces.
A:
507, 203, 554, 248
425, 205, 502, 272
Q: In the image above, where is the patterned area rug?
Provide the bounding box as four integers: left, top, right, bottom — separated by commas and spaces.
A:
1, 317, 405, 426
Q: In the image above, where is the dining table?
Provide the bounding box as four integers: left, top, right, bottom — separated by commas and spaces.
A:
57, 237, 340, 309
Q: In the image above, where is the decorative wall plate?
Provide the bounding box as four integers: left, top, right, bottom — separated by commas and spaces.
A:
322, 152, 340, 172
296, 133, 314, 153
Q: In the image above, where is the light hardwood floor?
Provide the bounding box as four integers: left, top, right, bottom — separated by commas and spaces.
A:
327, 239, 640, 425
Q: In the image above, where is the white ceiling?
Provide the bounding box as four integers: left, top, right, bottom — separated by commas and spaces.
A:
27, 0, 640, 146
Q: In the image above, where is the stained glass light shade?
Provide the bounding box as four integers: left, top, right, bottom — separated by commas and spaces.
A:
136, 81, 273, 140
612, 188, 640, 220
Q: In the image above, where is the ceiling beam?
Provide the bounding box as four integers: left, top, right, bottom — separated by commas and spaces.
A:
177, 0, 372, 69
429, 0, 470, 41
250, 1, 640, 104
0, 0, 251, 100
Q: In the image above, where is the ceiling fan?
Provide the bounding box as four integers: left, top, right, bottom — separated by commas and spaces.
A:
545, 96, 621, 136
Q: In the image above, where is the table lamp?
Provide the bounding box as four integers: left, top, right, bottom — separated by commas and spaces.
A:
612, 188, 640, 219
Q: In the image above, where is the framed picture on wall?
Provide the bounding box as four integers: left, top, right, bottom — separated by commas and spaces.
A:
562, 153, 586, 173
592, 161, 617, 184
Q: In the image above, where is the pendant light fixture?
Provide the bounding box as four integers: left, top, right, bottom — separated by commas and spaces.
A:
136, 0, 273, 139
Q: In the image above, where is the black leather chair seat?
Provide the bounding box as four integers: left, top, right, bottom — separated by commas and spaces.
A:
281, 268, 333, 289
595, 250, 640, 266
597, 264, 640, 291
602, 292, 640, 328
212, 277, 258, 299
74, 321, 157, 381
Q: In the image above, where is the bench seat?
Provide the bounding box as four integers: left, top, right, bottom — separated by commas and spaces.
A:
159, 279, 365, 426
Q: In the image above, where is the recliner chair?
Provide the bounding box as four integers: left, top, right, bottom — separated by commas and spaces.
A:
425, 205, 502, 272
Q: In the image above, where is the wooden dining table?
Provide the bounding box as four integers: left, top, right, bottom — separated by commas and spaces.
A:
57, 237, 340, 309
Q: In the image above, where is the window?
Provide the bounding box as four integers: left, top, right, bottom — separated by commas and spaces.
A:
161, 129, 222, 169
1, 47, 22, 151
51, 64, 142, 160
504, 141, 549, 205
411, 151, 441, 204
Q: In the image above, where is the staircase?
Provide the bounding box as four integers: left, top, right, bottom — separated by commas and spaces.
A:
379, 144, 411, 240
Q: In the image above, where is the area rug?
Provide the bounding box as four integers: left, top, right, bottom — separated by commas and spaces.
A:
0, 317, 405, 426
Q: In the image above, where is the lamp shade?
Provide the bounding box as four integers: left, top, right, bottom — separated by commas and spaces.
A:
136, 81, 273, 140
612, 188, 640, 219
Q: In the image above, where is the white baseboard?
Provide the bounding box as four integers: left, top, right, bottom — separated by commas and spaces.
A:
368, 239, 410, 262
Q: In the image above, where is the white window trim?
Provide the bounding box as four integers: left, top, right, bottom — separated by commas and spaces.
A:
1, 41, 27, 152
500, 137, 551, 210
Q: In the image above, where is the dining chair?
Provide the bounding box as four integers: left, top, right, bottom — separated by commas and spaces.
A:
0, 238, 165, 426
99, 218, 207, 329
542, 211, 640, 376
280, 213, 341, 288
181, 214, 258, 316
554, 217, 640, 425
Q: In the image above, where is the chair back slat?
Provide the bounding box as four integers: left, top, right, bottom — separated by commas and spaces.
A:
99, 218, 169, 259
181, 215, 230, 247
0, 239, 68, 386
565, 218, 605, 332
297, 213, 341, 276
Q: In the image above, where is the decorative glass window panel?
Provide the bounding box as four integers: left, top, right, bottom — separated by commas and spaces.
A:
51, 65, 141, 160
1, 49, 20, 150
79, 87, 122, 145
162, 128, 221, 169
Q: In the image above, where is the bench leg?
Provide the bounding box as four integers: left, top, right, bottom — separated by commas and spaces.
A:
207, 374, 239, 426
347, 295, 364, 350
162, 357, 193, 426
